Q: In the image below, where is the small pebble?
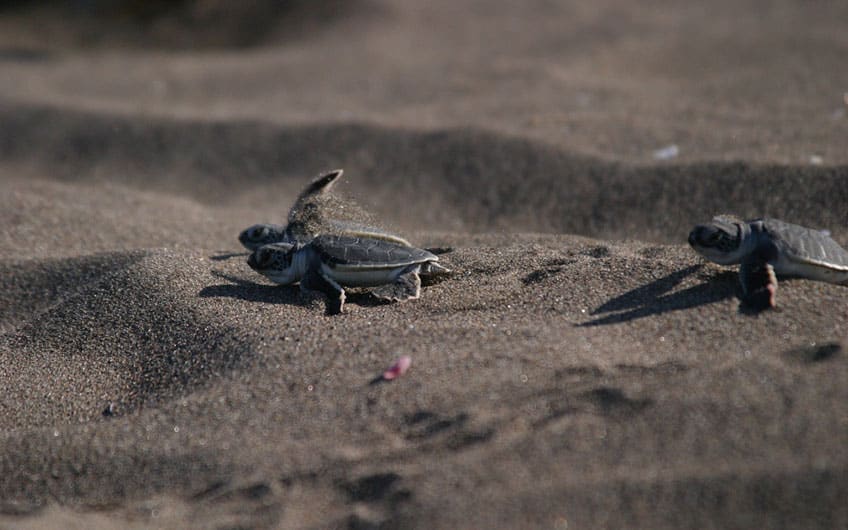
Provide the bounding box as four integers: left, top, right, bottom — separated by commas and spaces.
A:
652, 144, 679, 160
383, 356, 412, 380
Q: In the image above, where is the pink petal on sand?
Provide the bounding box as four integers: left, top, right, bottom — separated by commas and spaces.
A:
383, 356, 412, 380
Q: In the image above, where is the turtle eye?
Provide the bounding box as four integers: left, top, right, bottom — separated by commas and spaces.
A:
258, 249, 273, 267
250, 226, 269, 240
705, 231, 722, 244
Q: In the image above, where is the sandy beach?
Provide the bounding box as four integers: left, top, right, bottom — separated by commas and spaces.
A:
1, 1, 847, 528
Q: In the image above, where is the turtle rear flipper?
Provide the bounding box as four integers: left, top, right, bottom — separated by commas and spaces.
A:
740, 259, 777, 310
372, 265, 421, 302
301, 268, 346, 315
424, 246, 454, 255
419, 261, 452, 286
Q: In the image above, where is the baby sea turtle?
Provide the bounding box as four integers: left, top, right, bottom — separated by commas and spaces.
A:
688, 216, 848, 309
247, 235, 450, 314
238, 169, 410, 250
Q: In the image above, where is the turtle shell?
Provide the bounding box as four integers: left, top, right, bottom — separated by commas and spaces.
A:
325, 219, 412, 247
762, 218, 848, 270
311, 235, 437, 271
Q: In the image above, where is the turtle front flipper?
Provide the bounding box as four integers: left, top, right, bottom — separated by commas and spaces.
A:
284, 170, 345, 244
740, 259, 777, 310
372, 265, 422, 302
301, 268, 347, 315
293, 169, 343, 208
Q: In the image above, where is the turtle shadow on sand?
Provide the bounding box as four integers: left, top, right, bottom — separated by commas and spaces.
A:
198, 270, 392, 313
579, 264, 739, 326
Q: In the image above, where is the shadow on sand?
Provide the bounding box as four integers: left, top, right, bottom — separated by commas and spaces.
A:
580, 264, 739, 326
199, 270, 390, 314
209, 251, 250, 262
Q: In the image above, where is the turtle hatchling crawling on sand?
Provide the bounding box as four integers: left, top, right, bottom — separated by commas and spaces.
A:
247, 235, 450, 314
238, 169, 410, 250
688, 216, 848, 309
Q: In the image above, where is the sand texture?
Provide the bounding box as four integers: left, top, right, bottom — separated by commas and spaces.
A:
1, 1, 847, 528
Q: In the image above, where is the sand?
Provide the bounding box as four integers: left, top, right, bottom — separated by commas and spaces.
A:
1, 1, 847, 528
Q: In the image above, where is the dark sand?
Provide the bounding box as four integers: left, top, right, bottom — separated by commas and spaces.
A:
1, 1, 847, 528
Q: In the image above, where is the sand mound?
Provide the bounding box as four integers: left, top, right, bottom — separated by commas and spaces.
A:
0, 251, 251, 429
1, 220, 847, 527
3, 103, 846, 244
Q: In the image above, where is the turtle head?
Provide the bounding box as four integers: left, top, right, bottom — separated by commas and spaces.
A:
688, 216, 747, 265
238, 223, 286, 251
247, 243, 300, 284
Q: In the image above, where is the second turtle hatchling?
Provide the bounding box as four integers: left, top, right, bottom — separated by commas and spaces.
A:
238, 169, 410, 250
688, 216, 848, 309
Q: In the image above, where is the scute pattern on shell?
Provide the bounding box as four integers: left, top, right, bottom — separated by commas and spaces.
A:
762, 218, 848, 270
312, 235, 437, 268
